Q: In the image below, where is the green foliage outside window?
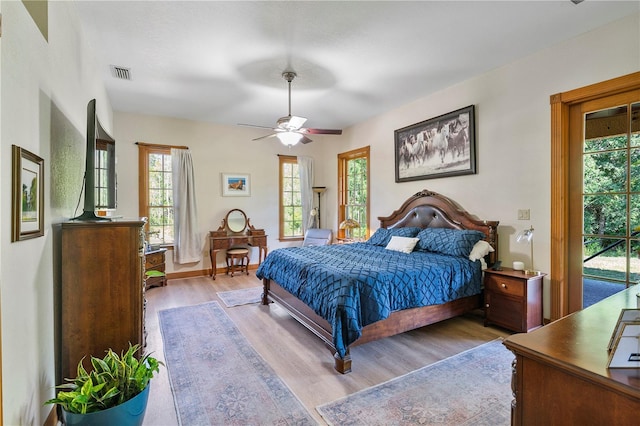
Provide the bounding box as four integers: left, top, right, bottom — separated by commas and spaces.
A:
582, 129, 640, 283
148, 153, 174, 244
95, 149, 109, 208
282, 161, 302, 237
345, 158, 368, 239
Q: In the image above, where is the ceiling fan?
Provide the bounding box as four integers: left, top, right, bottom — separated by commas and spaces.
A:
238, 71, 343, 146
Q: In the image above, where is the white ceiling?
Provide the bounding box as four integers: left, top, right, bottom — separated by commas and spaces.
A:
74, 1, 639, 132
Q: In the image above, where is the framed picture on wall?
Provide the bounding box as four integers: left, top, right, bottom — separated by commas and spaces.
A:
221, 173, 251, 197
395, 105, 476, 182
12, 145, 45, 241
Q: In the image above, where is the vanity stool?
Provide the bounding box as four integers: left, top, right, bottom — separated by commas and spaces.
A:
226, 247, 249, 277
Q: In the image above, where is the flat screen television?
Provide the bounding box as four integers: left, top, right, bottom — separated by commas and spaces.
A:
72, 99, 116, 220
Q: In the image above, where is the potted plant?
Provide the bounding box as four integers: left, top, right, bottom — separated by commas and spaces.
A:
46, 343, 162, 426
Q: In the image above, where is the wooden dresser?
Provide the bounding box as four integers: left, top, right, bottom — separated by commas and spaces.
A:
209, 209, 267, 279
504, 285, 640, 425
57, 219, 145, 384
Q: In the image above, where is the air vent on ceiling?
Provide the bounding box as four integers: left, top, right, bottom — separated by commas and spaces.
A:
110, 65, 131, 80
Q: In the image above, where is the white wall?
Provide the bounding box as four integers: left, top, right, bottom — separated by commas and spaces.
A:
114, 13, 640, 319
0, 2, 111, 423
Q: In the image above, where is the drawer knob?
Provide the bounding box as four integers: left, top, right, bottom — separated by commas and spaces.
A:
501, 283, 507, 288
485, 303, 490, 308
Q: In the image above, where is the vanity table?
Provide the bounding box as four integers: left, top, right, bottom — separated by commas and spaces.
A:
209, 209, 267, 279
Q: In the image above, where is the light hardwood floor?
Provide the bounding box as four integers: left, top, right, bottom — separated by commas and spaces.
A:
142, 273, 511, 425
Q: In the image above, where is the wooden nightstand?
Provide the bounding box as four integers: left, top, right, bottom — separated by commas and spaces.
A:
484, 267, 545, 333
145, 248, 167, 289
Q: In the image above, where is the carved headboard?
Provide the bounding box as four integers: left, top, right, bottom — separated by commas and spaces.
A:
378, 190, 499, 264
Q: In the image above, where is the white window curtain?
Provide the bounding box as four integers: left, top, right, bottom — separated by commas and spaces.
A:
171, 148, 200, 264
298, 156, 314, 233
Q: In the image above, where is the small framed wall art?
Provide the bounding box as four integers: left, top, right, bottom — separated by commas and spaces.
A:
12, 145, 45, 241
395, 105, 476, 182
221, 173, 250, 197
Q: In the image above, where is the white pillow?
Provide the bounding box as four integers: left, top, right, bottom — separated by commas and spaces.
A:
468, 240, 494, 261
385, 236, 420, 254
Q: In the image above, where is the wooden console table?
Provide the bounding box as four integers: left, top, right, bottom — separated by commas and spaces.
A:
504, 285, 640, 425
209, 209, 267, 279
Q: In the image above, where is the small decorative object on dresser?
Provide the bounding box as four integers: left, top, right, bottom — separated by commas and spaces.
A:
484, 267, 545, 333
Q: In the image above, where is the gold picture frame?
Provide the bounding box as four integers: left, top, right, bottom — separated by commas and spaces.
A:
12, 145, 44, 241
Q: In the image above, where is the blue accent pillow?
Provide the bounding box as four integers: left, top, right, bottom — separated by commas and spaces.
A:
416, 228, 485, 257
366, 227, 421, 246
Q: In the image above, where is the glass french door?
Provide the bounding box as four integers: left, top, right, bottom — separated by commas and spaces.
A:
575, 97, 640, 308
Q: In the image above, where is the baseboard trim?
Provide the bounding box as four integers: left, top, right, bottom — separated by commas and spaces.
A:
166, 264, 259, 280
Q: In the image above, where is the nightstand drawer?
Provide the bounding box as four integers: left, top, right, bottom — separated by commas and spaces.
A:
145, 251, 164, 268
485, 275, 524, 298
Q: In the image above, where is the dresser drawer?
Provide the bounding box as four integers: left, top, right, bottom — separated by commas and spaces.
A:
251, 236, 267, 246
145, 251, 164, 268
211, 238, 229, 249
485, 274, 524, 298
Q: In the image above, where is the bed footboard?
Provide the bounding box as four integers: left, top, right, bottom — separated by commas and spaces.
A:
262, 278, 481, 374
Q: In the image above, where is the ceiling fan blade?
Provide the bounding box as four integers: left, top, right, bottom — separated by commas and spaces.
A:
300, 128, 343, 135
288, 115, 307, 129
238, 123, 277, 130
252, 133, 279, 141
300, 135, 313, 144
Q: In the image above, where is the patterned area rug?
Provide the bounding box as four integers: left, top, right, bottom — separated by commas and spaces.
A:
217, 286, 262, 307
316, 339, 512, 426
158, 301, 315, 425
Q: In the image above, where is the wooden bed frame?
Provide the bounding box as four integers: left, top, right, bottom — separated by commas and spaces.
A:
260, 189, 499, 373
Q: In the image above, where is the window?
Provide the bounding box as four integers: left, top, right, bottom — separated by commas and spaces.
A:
138, 143, 175, 245
279, 155, 303, 240
338, 146, 370, 240
95, 139, 115, 209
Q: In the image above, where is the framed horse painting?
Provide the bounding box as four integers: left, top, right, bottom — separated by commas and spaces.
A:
394, 105, 476, 182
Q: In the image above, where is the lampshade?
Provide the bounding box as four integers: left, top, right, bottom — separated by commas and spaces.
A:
340, 218, 360, 240
339, 218, 360, 230
277, 131, 302, 146
516, 226, 539, 275
516, 226, 534, 243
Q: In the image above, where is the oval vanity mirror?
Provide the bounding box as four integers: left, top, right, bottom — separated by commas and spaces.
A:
226, 209, 247, 233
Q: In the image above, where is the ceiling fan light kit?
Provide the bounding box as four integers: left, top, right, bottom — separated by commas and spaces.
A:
277, 131, 303, 146
239, 71, 343, 146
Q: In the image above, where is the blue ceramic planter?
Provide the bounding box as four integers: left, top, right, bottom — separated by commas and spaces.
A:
62, 384, 150, 426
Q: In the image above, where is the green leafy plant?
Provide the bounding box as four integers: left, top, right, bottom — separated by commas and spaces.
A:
45, 343, 162, 414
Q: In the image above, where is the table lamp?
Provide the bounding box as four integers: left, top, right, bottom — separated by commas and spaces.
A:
516, 226, 539, 275
339, 218, 360, 240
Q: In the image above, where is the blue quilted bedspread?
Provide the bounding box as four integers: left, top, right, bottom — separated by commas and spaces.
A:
255, 242, 482, 358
